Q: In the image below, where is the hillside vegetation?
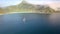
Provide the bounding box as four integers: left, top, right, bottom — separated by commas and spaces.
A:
0, 0, 56, 14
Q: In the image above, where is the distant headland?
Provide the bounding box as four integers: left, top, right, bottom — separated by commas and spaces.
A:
0, 0, 60, 15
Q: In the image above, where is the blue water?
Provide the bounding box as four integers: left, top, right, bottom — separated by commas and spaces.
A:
0, 13, 59, 34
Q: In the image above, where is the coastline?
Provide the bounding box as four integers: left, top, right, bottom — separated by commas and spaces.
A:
0, 12, 51, 15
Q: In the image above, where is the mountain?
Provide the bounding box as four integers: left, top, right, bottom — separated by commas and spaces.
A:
0, 8, 5, 14
2, 0, 55, 13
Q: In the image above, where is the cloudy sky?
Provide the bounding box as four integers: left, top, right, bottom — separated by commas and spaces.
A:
0, 0, 60, 10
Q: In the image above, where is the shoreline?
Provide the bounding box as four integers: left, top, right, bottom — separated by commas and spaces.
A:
0, 12, 53, 15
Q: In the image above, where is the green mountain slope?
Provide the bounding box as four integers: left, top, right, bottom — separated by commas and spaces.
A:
0, 8, 5, 14
4, 0, 55, 13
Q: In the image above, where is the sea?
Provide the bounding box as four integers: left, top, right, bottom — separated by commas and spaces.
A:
0, 13, 59, 34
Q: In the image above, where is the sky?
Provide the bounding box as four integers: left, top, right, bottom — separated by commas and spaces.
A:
0, 0, 60, 10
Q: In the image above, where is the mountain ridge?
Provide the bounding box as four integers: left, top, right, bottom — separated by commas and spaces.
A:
0, 0, 56, 14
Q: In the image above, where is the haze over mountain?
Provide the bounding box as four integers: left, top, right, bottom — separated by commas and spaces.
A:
0, 0, 60, 10
0, 0, 54, 14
